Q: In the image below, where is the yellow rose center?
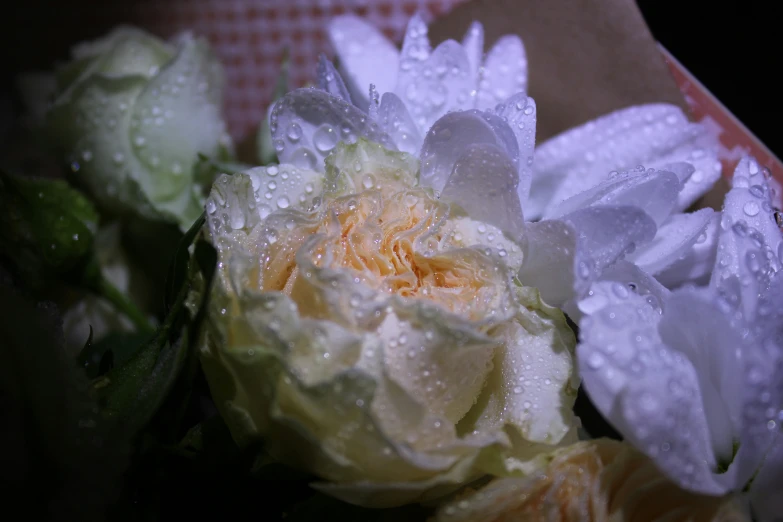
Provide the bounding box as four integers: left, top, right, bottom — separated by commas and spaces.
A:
260, 184, 507, 320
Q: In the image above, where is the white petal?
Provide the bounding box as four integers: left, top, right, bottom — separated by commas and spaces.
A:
517, 219, 580, 307
419, 110, 519, 193
628, 209, 715, 276
710, 157, 783, 321
573, 260, 670, 320
476, 35, 527, 111
736, 271, 783, 492
461, 21, 484, 82
396, 16, 473, 134
441, 143, 525, 237
656, 211, 720, 288
545, 167, 681, 227
377, 92, 423, 155
577, 289, 727, 495
270, 88, 397, 172
494, 94, 537, 204
651, 144, 723, 212
327, 14, 398, 109
749, 433, 783, 521
518, 205, 656, 306
530, 104, 704, 219
561, 205, 657, 278
658, 289, 745, 466
316, 54, 351, 104
206, 165, 323, 242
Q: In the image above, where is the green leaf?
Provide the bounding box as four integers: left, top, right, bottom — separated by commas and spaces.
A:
93, 212, 217, 438
192, 153, 251, 185
0, 170, 98, 288
257, 47, 289, 165
78, 330, 153, 379
165, 211, 205, 312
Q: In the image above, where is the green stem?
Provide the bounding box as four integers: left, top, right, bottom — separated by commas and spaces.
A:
96, 275, 155, 334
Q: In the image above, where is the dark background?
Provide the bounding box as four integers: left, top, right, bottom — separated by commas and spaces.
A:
0, 0, 779, 159
637, 0, 779, 157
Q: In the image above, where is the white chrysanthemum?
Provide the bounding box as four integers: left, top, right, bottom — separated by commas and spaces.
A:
322, 15, 728, 308
577, 157, 783, 521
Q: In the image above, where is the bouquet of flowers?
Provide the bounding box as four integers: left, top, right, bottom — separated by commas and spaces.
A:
1, 4, 780, 522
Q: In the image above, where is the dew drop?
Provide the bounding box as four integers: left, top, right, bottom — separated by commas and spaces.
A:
291, 148, 316, 170
286, 122, 303, 142
744, 201, 760, 217
313, 125, 338, 153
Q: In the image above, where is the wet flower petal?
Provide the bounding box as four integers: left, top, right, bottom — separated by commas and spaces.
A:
494, 94, 537, 204
578, 288, 727, 495
420, 110, 519, 193
628, 208, 716, 276
655, 211, 720, 288
316, 54, 352, 103
461, 21, 484, 81
377, 92, 423, 155
441, 143, 525, 237
476, 35, 527, 111
710, 157, 783, 321
270, 88, 396, 172
395, 15, 474, 133
530, 104, 714, 220
327, 14, 399, 109
434, 439, 749, 522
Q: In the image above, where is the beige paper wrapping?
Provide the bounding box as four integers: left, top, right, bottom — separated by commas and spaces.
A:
430, 0, 689, 140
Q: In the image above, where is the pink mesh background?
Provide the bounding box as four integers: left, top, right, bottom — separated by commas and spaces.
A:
134, 0, 467, 141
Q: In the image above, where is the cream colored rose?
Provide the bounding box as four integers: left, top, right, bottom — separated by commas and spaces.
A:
201, 139, 578, 507
435, 439, 749, 522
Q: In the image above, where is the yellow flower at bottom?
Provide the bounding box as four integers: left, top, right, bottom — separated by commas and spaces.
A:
434, 439, 749, 522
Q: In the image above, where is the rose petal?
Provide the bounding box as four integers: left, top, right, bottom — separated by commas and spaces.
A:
395, 15, 474, 134
495, 94, 537, 204
377, 92, 423, 155
327, 14, 399, 109
710, 157, 783, 321
544, 167, 681, 227
530, 104, 705, 220
628, 208, 716, 276
378, 308, 496, 427
419, 110, 519, 193
127, 33, 227, 223
461, 21, 484, 82
270, 88, 397, 173
459, 286, 578, 445
441, 143, 525, 237
316, 54, 352, 104
577, 289, 728, 495
476, 35, 528, 111
655, 211, 720, 288
206, 165, 323, 246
